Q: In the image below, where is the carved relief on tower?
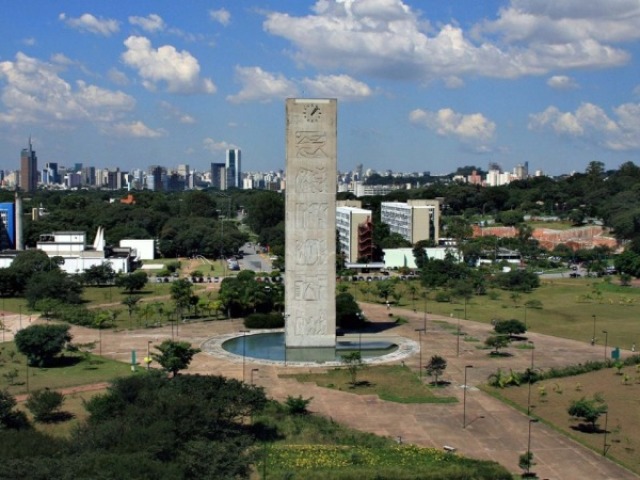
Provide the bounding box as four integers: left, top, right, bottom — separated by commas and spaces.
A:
295, 239, 328, 266
294, 202, 328, 229
294, 166, 328, 193
295, 131, 328, 158
292, 274, 328, 302
290, 305, 328, 336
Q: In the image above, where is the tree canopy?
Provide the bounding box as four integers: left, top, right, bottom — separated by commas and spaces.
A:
14, 324, 72, 367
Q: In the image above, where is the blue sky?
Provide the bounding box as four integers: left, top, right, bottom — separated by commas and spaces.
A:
1, 0, 640, 176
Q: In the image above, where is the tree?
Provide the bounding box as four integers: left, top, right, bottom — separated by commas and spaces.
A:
0, 390, 30, 430
115, 271, 148, 293
25, 388, 65, 423
14, 324, 72, 367
518, 451, 535, 475
494, 319, 527, 338
568, 395, 608, 432
484, 335, 511, 354
121, 295, 141, 324
342, 351, 365, 386
82, 262, 116, 286
424, 355, 447, 385
151, 340, 201, 377
336, 292, 365, 329
24, 270, 83, 309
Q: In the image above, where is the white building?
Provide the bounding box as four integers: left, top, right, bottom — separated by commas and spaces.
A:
119, 239, 155, 261
336, 203, 372, 263
380, 199, 440, 244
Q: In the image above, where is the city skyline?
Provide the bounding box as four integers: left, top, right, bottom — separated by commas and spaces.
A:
1, 1, 640, 175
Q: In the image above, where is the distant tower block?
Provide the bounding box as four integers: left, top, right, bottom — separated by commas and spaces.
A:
285, 98, 337, 348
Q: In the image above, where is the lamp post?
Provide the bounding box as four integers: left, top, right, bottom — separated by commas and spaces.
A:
241, 330, 249, 383
415, 328, 425, 379
251, 368, 259, 385
423, 297, 427, 331
526, 418, 538, 474
146, 340, 152, 370
527, 341, 534, 416
463, 365, 473, 428
591, 314, 596, 346
523, 304, 528, 329
602, 330, 609, 361
456, 315, 461, 357
283, 314, 289, 366
603, 411, 609, 456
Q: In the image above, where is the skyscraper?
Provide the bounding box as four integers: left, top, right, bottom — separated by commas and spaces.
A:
225, 149, 241, 189
20, 138, 38, 192
211, 162, 226, 190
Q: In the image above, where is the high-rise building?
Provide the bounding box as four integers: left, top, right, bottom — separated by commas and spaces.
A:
225, 149, 241, 189
211, 162, 226, 190
20, 138, 38, 192
336, 202, 373, 263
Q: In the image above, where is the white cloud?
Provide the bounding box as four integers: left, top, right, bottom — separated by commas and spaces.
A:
226, 66, 297, 103
0, 52, 134, 125
529, 102, 640, 150
444, 76, 465, 89
105, 121, 164, 138
263, 0, 632, 82
22, 37, 36, 46
210, 9, 231, 26
108, 68, 129, 86
203, 137, 237, 152
59, 12, 119, 36
129, 14, 166, 33
159, 101, 195, 124
122, 36, 216, 94
301, 74, 372, 101
409, 107, 496, 149
547, 75, 579, 90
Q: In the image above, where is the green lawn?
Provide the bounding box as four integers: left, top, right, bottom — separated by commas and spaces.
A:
282, 364, 457, 404
0, 341, 134, 396
350, 278, 640, 350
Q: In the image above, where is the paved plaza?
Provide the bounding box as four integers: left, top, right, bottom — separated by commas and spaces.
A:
2, 304, 638, 479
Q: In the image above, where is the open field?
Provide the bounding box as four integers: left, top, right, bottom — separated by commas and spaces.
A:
484, 364, 640, 475
349, 278, 640, 351
282, 364, 457, 404
0, 341, 133, 396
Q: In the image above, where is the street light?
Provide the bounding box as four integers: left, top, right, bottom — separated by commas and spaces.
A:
415, 328, 425, 379
251, 368, 259, 385
146, 340, 152, 370
423, 297, 427, 331
526, 418, 539, 474
603, 411, 610, 456
602, 330, 609, 361
527, 341, 535, 416
591, 314, 597, 346
456, 315, 461, 357
241, 329, 249, 383
463, 365, 473, 428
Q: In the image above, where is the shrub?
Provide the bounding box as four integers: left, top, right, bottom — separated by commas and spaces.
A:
25, 389, 65, 423
244, 313, 284, 329
285, 395, 313, 415
434, 291, 451, 303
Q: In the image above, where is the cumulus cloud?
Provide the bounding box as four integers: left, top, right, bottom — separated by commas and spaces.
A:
59, 12, 119, 36
203, 137, 237, 152
547, 75, 579, 90
159, 101, 195, 124
108, 68, 129, 86
210, 8, 231, 26
104, 121, 164, 138
529, 102, 640, 150
226, 66, 297, 103
301, 74, 372, 100
129, 14, 166, 33
0, 52, 134, 125
122, 36, 216, 94
263, 0, 633, 82
409, 107, 496, 150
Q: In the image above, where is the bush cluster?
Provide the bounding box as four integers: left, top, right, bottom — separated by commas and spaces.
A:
243, 313, 285, 329
489, 355, 640, 387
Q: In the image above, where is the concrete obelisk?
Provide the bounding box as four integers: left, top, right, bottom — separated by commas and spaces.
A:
284, 98, 337, 348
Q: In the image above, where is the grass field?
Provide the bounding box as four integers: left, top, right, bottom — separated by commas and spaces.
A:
484, 364, 640, 475
282, 364, 457, 404
0, 341, 133, 396
350, 277, 640, 350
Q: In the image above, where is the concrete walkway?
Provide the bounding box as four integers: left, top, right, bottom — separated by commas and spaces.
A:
5, 305, 638, 480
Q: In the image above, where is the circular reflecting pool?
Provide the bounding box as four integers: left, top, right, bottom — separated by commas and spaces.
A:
222, 332, 398, 363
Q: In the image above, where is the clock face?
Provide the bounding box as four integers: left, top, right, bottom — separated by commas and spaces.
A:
303, 103, 322, 122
